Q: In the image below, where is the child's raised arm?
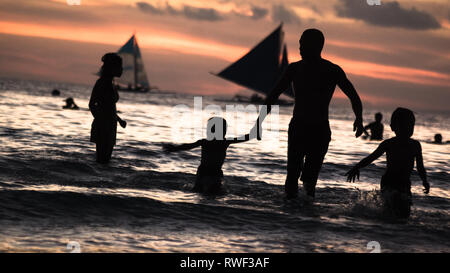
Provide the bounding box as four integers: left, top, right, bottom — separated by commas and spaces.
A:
226, 133, 252, 145
415, 142, 430, 194
346, 141, 387, 182
163, 140, 202, 153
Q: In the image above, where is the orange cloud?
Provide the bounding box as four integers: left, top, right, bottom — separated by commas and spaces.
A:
286, 51, 450, 88
1, 17, 449, 90
327, 54, 450, 87
0, 20, 245, 62
326, 39, 392, 54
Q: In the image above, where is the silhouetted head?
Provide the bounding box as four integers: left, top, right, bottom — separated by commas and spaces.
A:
101, 53, 123, 78
375, 112, 383, 122
65, 97, 74, 105
52, 89, 60, 96
207, 117, 227, 140
299, 29, 324, 60
390, 108, 415, 138
434, 133, 443, 143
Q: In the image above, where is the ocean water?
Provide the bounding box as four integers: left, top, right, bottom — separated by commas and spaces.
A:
0, 77, 448, 253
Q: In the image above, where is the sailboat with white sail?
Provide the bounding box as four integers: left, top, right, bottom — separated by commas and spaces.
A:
114, 34, 154, 92
212, 24, 293, 105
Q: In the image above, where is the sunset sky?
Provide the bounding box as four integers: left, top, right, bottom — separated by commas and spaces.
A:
0, 0, 449, 111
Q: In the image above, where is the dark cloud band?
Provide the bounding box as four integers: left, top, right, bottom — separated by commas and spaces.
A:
136, 2, 300, 24
136, 2, 223, 21
272, 4, 301, 24
336, 0, 441, 30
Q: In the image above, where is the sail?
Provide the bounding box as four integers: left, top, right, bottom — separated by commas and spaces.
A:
116, 35, 150, 89
281, 44, 294, 97
215, 24, 293, 98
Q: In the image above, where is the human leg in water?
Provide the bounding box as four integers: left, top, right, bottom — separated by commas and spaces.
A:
285, 144, 304, 199
96, 142, 113, 163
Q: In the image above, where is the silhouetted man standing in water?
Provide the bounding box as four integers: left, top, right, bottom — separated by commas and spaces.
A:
252, 29, 364, 199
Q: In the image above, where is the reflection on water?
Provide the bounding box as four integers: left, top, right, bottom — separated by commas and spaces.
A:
0, 79, 448, 252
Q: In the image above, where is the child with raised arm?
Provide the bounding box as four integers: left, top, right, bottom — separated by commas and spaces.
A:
346, 108, 430, 219
164, 117, 252, 194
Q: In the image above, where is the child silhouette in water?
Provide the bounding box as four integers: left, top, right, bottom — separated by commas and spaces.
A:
363, 112, 384, 140
346, 108, 430, 219
164, 117, 252, 194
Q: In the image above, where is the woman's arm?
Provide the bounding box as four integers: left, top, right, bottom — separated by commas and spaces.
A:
89, 80, 101, 118
163, 140, 202, 153
346, 141, 387, 182
415, 142, 430, 193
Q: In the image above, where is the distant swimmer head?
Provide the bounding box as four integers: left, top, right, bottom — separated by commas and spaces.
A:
375, 112, 383, 122
52, 89, 60, 96
65, 97, 74, 105
434, 133, 443, 144
207, 117, 227, 140
390, 108, 415, 138
101, 53, 123, 78
299, 29, 324, 60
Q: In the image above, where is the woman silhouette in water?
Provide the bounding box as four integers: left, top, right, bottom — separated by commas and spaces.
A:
89, 53, 126, 163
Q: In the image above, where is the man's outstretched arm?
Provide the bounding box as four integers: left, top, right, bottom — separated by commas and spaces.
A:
264, 71, 291, 108
251, 67, 292, 139
337, 69, 364, 137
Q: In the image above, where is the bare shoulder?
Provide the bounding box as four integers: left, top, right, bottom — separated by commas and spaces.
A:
96, 77, 107, 84
321, 58, 341, 69
323, 59, 346, 80
379, 138, 394, 149
410, 138, 422, 152
93, 78, 101, 88
94, 77, 108, 88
